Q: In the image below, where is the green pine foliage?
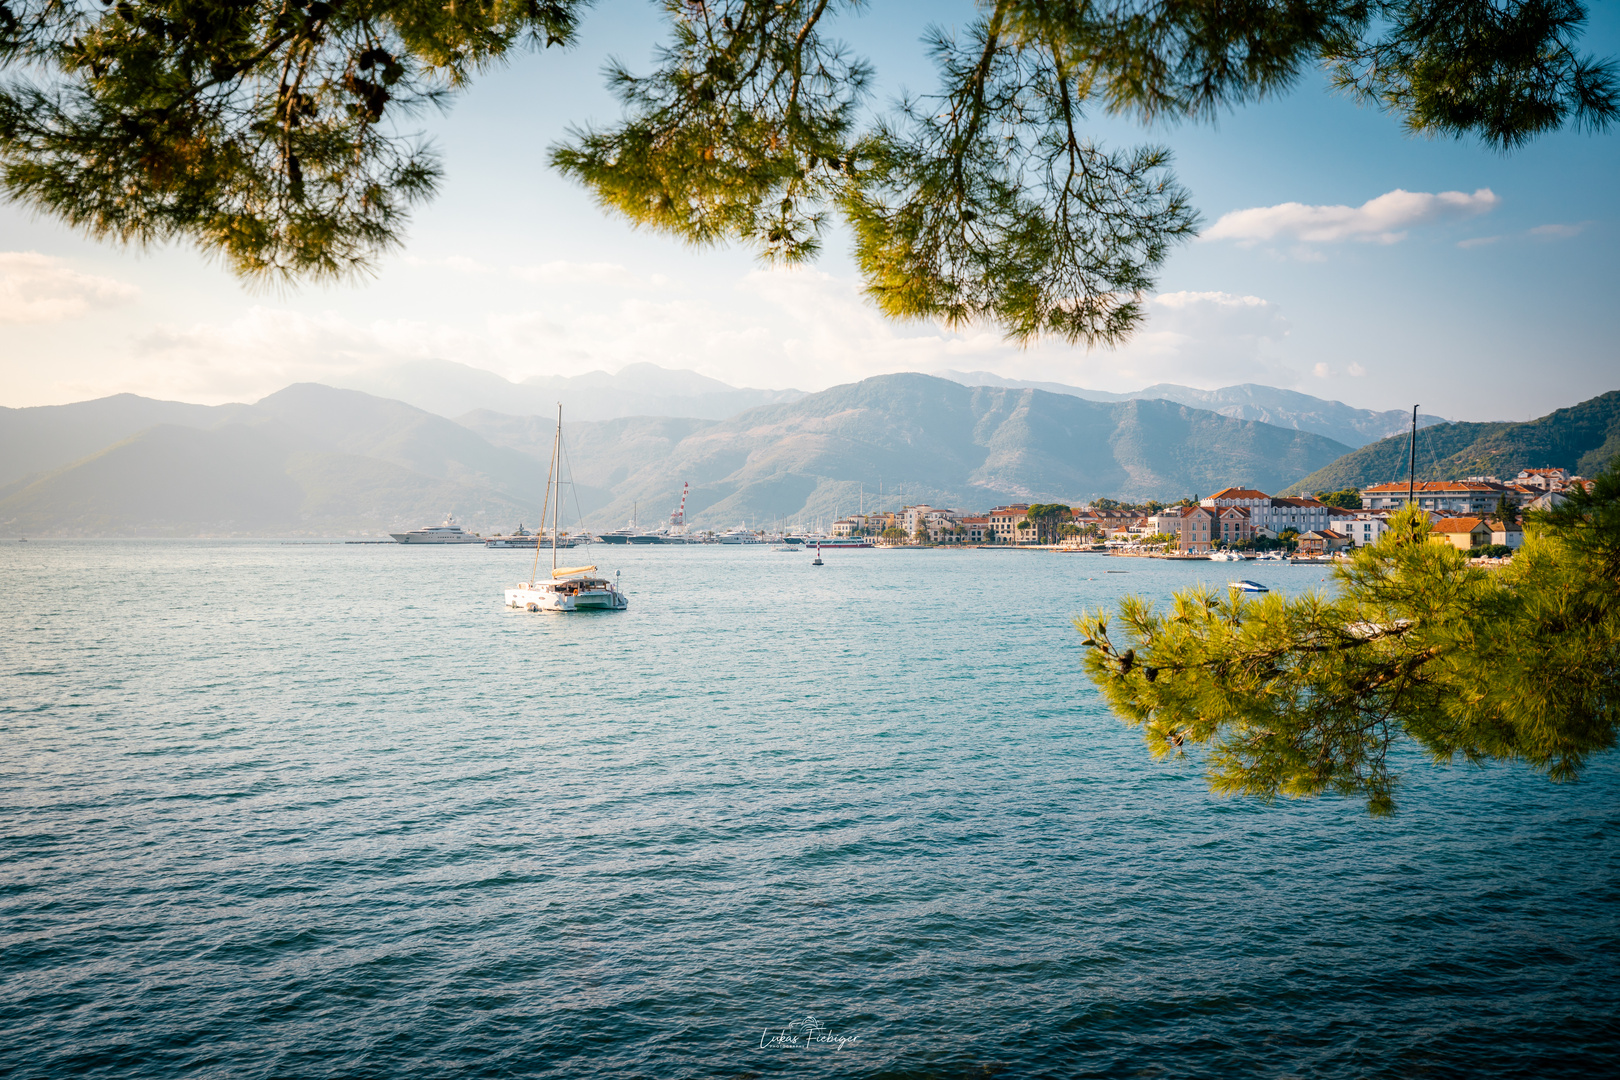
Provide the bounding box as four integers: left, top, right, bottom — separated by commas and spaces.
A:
1076, 463, 1620, 815
2, 1, 1615, 336
0, 0, 584, 281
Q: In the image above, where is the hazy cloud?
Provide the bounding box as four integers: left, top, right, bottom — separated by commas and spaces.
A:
1204, 188, 1499, 247
0, 251, 139, 324
1528, 222, 1588, 239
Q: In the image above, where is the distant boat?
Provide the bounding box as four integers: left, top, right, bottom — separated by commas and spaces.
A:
504, 405, 628, 613
1209, 551, 1244, 561
391, 513, 483, 544
1229, 580, 1268, 592
486, 524, 575, 549
803, 536, 873, 549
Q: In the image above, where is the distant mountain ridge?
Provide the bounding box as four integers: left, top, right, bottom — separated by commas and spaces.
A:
332, 360, 805, 421
0, 386, 542, 535
935, 370, 1445, 448
462, 374, 1352, 529
2, 375, 1354, 535
1281, 389, 1620, 495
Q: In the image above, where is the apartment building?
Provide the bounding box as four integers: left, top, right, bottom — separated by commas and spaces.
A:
1362, 480, 1519, 515
986, 505, 1031, 542
1199, 487, 1272, 511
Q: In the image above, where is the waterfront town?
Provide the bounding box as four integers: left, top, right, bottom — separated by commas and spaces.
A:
832, 468, 1588, 557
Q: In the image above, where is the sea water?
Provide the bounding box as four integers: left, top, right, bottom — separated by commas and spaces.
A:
2, 541, 1615, 1078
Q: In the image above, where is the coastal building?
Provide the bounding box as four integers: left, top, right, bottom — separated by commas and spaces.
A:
1344, 511, 1396, 548
1430, 517, 1493, 550
831, 518, 861, 537
987, 505, 1030, 543
956, 516, 989, 543
1362, 480, 1520, 515
1146, 511, 1183, 538
1216, 506, 1252, 544
1083, 509, 1141, 538
1296, 529, 1350, 556
1490, 519, 1524, 549
1173, 505, 1218, 552
1199, 487, 1271, 510
1249, 496, 1343, 536
1513, 467, 1572, 491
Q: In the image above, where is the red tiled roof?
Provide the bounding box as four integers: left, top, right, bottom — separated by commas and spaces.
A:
1432, 517, 1489, 533
1364, 481, 1508, 493
1207, 487, 1270, 500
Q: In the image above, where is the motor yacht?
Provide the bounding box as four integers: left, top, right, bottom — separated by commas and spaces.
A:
390, 514, 483, 544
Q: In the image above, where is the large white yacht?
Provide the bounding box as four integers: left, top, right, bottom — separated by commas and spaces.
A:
390, 514, 483, 544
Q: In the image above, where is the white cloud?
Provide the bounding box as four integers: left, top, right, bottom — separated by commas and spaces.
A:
1313, 362, 1331, 378
0, 251, 139, 324
1204, 188, 1499, 247
1348, 362, 1367, 377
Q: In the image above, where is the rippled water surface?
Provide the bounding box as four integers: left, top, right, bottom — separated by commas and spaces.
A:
2, 541, 1616, 1078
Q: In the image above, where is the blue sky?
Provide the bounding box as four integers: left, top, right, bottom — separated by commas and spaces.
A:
2, 0, 1616, 420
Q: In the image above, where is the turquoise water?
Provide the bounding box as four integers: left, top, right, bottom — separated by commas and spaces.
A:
2, 541, 1615, 1078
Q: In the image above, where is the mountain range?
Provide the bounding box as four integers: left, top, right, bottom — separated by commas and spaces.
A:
3, 375, 1354, 535
0, 386, 543, 535
1282, 390, 1620, 495
459, 374, 1351, 529
10, 370, 1608, 537
934, 371, 1445, 448
333, 359, 1439, 448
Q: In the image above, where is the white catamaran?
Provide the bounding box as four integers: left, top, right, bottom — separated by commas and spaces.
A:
504, 405, 628, 613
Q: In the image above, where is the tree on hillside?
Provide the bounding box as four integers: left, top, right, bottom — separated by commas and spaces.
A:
1316, 488, 1363, 510
1, 0, 1612, 341
1495, 496, 1519, 525
1075, 462, 1620, 815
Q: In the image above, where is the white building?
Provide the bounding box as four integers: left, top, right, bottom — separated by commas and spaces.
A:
1248, 497, 1346, 536
1344, 511, 1394, 548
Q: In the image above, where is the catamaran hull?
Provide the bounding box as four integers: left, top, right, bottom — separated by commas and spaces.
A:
504, 587, 628, 612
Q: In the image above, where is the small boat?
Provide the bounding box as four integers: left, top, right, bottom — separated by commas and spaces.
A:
1209, 551, 1244, 561
391, 513, 483, 544
1229, 579, 1268, 593
505, 405, 628, 613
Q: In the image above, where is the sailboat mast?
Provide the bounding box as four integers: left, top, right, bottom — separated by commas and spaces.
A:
552, 403, 562, 573
1408, 404, 1419, 511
